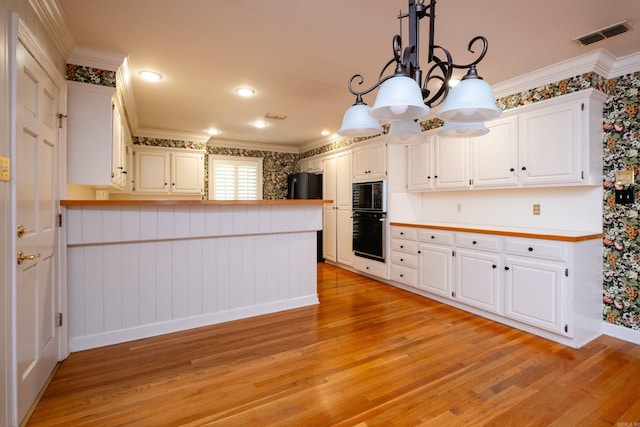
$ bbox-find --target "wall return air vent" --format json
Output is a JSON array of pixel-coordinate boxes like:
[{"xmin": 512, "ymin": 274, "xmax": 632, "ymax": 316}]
[{"xmin": 574, "ymin": 20, "xmax": 634, "ymax": 46}]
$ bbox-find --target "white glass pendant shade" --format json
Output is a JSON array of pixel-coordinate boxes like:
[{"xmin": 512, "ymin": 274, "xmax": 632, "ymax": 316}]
[
  {"xmin": 438, "ymin": 121, "xmax": 488, "ymax": 138},
  {"xmin": 370, "ymin": 76, "xmax": 430, "ymax": 121},
  {"xmin": 387, "ymin": 120, "xmax": 425, "ymax": 145},
  {"xmin": 337, "ymin": 103, "xmax": 383, "ymax": 137},
  {"xmin": 437, "ymin": 78, "xmax": 501, "ymax": 122}
]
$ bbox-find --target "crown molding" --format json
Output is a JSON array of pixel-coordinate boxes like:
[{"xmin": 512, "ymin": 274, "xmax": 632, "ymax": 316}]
[
  {"xmin": 28, "ymin": 0, "xmax": 75, "ymax": 60},
  {"xmin": 67, "ymin": 46, "xmax": 126, "ymax": 71},
  {"xmin": 491, "ymin": 49, "xmax": 618, "ymax": 98},
  {"xmin": 207, "ymin": 138, "xmax": 300, "ymax": 154},
  {"xmin": 136, "ymin": 128, "xmax": 211, "ymax": 144},
  {"xmin": 608, "ymin": 51, "xmax": 640, "ymax": 78}
]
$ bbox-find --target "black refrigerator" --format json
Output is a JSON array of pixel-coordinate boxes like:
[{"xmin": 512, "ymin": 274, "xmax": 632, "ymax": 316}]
[
  {"xmin": 287, "ymin": 172, "xmax": 323, "ymax": 200},
  {"xmin": 287, "ymin": 172, "xmax": 323, "ymax": 261}
]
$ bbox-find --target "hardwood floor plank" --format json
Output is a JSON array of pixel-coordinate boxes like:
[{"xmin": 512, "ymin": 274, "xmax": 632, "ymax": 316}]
[{"xmin": 27, "ymin": 263, "xmax": 640, "ymax": 426}]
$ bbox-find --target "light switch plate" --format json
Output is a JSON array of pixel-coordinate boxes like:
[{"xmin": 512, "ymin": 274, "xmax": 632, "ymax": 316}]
[{"xmin": 0, "ymin": 156, "xmax": 10, "ymax": 181}]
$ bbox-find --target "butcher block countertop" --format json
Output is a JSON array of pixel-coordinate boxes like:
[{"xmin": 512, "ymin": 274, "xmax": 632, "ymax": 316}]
[
  {"xmin": 60, "ymin": 199, "xmax": 331, "ymax": 206},
  {"xmin": 390, "ymin": 221, "xmax": 603, "ymax": 243}
]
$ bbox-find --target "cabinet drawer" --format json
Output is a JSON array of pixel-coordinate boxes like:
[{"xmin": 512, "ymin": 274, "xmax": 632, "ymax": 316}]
[
  {"xmin": 418, "ymin": 229, "xmax": 454, "ymax": 245},
  {"xmin": 504, "ymin": 238, "xmax": 567, "ymax": 261},
  {"xmin": 456, "ymin": 233, "xmax": 503, "ymax": 252},
  {"xmin": 391, "ymin": 239, "xmax": 418, "ymax": 254},
  {"xmin": 390, "ymin": 265, "xmax": 418, "ymax": 287},
  {"xmin": 391, "ymin": 251, "xmax": 418, "ymax": 268},
  {"xmin": 353, "ymin": 256, "xmax": 388, "ymax": 279},
  {"xmin": 391, "ymin": 226, "xmax": 418, "ymax": 240}
]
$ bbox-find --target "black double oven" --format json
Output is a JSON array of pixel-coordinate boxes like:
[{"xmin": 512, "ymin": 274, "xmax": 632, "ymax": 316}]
[{"xmin": 352, "ymin": 180, "xmax": 386, "ymax": 262}]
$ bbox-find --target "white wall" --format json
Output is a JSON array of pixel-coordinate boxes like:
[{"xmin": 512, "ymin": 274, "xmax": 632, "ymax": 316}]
[{"xmin": 419, "ymin": 186, "xmax": 602, "ymax": 232}]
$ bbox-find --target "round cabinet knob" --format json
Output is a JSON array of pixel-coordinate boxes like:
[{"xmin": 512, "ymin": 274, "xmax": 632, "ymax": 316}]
[
  {"xmin": 400, "ymin": 258, "xmax": 404, "ymax": 262},
  {"xmin": 400, "ymin": 245, "xmax": 404, "ymax": 249},
  {"xmin": 431, "ymin": 235, "xmax": 435, "ymax": 239},
  {"xmin": 400, "ymin": 274, "xmax": 404, "ymax": 278},
  {"xmin": 504, "ymin": 266, "xmax": 510, "ymax": 271},
  {"xmin": 528, "ymin": 247, "xmax": 534, "ymax": 252},
  {"xmin": 492, "ymin": 264, "xmax": 497, "ymax": 269},
  {"xmin": 472, "ymin": 240, "xmax": 477, "ymax": 245},
  {"xmin": 521, "ymin": 166, "xmax": 527, "ymax": 171},
  {"xmin": 510, "ymin": 168, "xmax": 515, "ymax": 172}
]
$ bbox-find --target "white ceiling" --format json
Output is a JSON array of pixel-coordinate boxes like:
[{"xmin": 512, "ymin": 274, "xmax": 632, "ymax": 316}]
[{"xmin": 56, "ymin": 0, "xmax": 640, "ymax": 149}]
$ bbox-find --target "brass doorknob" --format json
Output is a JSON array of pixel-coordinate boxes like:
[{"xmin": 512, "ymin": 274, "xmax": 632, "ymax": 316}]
[
  {"xmin": 17, "ymin": 225, "xmax": 25, "ymax": 238},
  {"xmin": 17, "ymin": 251, "xmax": 40, "ymax": 265}
]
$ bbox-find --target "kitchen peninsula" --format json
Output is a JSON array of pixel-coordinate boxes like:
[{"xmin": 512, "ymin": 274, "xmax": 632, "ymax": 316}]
[{"xmin": 60, "ymin": 199, "xmax": 328, "ymax": 351}]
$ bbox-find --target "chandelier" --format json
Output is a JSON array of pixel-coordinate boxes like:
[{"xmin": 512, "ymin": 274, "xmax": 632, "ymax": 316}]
[{"xmin": 337, "ymin": 0, "xmax": 501, "ymax": 143}]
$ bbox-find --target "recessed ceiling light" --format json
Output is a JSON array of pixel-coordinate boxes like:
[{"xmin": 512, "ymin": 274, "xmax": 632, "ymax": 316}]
[
  {"xmin": 139, "ymin": 70, "xmax": 163, "ymax": 82},
  {"xmin": 236, "ymin": 87, "xmax": 255, "ymax": 97},
  {"xmin": 253, "ymin": 120, "xmax": 268, "ymax": 128},
  {"xmin": 321, "ymin": 130, "xmax": 331, "ymax": 136},
  {"xmin": 206, "ymin": 128, "xmax": 221, "ymax": 135}
]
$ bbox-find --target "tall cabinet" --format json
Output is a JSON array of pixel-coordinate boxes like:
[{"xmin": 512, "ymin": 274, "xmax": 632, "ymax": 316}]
[{"xmin": 323, "ymin": 150, "xmax": 353, "ymax": 266}]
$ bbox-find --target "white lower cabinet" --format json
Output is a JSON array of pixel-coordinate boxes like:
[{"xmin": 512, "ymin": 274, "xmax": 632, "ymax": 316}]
[
  {"xmin": 388, "ymin": 224, "xmax": 601, "ymax": 348},
  {"xmin": 455, "ymin": 233, "xmax": 503, "ymax": 314},
  {"xmin": 503, "ymin": 255, "xmax": 566, "ymax": 335}
]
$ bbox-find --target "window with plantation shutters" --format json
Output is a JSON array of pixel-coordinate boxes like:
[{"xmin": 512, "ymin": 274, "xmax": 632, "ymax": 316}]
[{"xmin": 209, "ymin": 156, "xmax": 263, "ymax": 200}]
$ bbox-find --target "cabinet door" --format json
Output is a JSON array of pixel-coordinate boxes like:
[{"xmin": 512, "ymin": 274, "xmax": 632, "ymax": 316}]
[
  {"xmin": 111, "ymin": 101, "xmax": 124, "ymax": 188},
  {"xmin": 323, "ymin": 156, "xmax": 336, "ymax": 202},
  {"xmin": 367, "ymin": 142, "xmax": 386, "ymax": 178},
  {"xmin": 336, "ymin": 207, "xmax": 354, "ymax": 266},
  {"xmin": 352, "ymin": 146, "xmax": 369, "ymax": 181},
  {"xmin": 134, "ymin": 151, "xmax": 170, "ymax": 193},
  {"xmin": 503, "ymin": 255, "xmax": 567, "ymax": 335},
  {"xmin": 471, "ymin": 116, "xmax": 518, "ymax": 188},
  {"xmin": 171, "ymin": 152, "xmax": 204, "ymax": 194},
  {"xmin": 518, "ymin": 101, "xmax": 582, "ymax": 185},
  {"xmin": 456, "ymin": 249, "xmax": 501, "ymax": 313},
  {"xmin": 336, "ymin": 151, "xmax": 352, "ymax": 209},
  {"xmin": 322, "ymin": 206, "xmax": 336, "ymax": 262},
  {"xmin": 434, "ymin": 137, "xmax": 470, "ymax": 189},
  {"xmin": 407, "ymin": 135, "xmax": 435, "ymax": 190},
  {"xmin": 67, "ymin": 81, "xmax": 117, "ymax": 187},
  {"xmin": 418, "ymin": 243, "xmax": 453, "ymax": 298}
]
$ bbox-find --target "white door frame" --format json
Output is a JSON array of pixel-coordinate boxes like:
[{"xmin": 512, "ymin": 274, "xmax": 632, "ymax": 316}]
[{"xmin": 8, "ymin": 13, "xmax": 68, "ymax": 426}]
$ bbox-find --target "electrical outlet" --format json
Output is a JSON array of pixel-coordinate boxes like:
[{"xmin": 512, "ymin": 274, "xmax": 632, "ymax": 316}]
[
  {"xmin": 533, "ymin": 204, "xmax": 540, "ymax": 215},
  {"xmin": 0, "ymin": 156, "xmax": 10, "ymax": 181}
]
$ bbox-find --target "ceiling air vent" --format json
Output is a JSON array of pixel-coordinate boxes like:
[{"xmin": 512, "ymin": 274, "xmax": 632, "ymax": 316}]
[{"xmin": 574, "ymin": 20, "xmax": 634, "ymax": 46}]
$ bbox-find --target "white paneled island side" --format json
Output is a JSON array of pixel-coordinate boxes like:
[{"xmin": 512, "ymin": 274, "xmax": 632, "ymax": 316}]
[{"xmin": 61, "ymin": 199, "xmax": 329, "ymax": 351}]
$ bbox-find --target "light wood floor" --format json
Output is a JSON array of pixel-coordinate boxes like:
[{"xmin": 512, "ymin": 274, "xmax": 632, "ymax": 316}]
[{"xmin": 28, "ymin": 263, "xmax": 640, "ymax": 426}]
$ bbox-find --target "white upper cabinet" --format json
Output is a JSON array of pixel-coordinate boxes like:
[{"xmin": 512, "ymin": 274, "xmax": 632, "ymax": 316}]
[
  {"xmin": 407, "ymin": 134, "xmax": 436, "ymax": 190},
  {"xmin": 471, "ymin": 115, "xmax": 518, "ymax": 188},
  {"xmin": 298, "ymin": 156, "xmax": 323, "ymax": 173},
  {"xmin": 67, "ymin": 81, "xmax": 125, "ymax": 189},
  {"xmin": 133, "ymin": 146, "xmax": 204, "ymax": 195},
  {"xmin": 406, "ymin": 89, "xmax": 605, "ymax": 192},
  {"xmin": 434, "ymin": 136, "xmax": 471, "ymax": 190},
  {"xmin": 353, "ymin": 140, "xmax": 387, "ymax": 182}
]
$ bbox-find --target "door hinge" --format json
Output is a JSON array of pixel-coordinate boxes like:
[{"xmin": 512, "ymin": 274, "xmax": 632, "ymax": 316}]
[
  {"xmin": 451, "ymin": 291, "xmax": 456, "ymax": 298},
  {"xmin": 581, "ymin": 171, "xmax": 584, "ymax": 179},
  {"xmin": 581, "ymin": 103, "xmax": 584, "ymax": 111},
  {"xmin": 565, "ymin": 268, "xmax": 569, "ymax": 277},
  {"xmin": 57, "ymin": 113, "xmax": 67, "ymax": 129},
  {"xmin": 452, "ymin": 250, "xmax": 455, "ymax": 257},
  {"xmin": 564, "ymin": 324, "xmax": 568, "ymax": 333},
  {"xmin": 57, "ymin": 213, "xmax": 63, "ymax": 227},
  {"xmin": 57, "ymin": 312, "xmax": 63, "ymax": 327}
]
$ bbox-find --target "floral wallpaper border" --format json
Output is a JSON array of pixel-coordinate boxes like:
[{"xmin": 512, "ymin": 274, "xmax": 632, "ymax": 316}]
[{"xmin": 68, "ymin": 64, "xmax": 640, "ymax": 334}]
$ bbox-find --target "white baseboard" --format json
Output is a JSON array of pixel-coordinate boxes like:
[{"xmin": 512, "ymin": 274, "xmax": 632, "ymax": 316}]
[
  {"xmin": 602, "ymin": 322, "xmax": 640, "ymax": 345},
  {"xmin": 69, "ymin": 295, "xmax": 319, "ymax": 352}
]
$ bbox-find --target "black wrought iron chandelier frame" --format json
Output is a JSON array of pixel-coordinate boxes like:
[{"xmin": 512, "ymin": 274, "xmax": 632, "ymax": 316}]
[{"xmin": 346, "ymin": 0, "xmax": 489, "ymax": 108}]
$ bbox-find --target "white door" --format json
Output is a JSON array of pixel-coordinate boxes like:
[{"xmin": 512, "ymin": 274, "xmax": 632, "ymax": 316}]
[{"xmin": 15, "ymin": 41, "xmax": 60, "ymax": 423}]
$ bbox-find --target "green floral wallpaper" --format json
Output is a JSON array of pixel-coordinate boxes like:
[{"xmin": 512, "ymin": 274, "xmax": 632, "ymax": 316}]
[{"xmin": 602, "ymin": 72, "xmax": 640, "ymax": 331}]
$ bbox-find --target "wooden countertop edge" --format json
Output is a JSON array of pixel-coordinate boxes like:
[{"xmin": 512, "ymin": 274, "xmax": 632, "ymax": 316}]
[
  {"xmin": 390, "ymin": 222, "xmax": 604, "ymax": 242},
  {"xmin": 60, "ymin": 199, "xmax": 332, "ymax": 207}
]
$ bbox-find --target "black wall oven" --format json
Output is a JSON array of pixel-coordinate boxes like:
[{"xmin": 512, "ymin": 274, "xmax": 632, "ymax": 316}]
[{"xmin": 352, "ymin": 181, "xmax": 386, "ymax": 262}]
